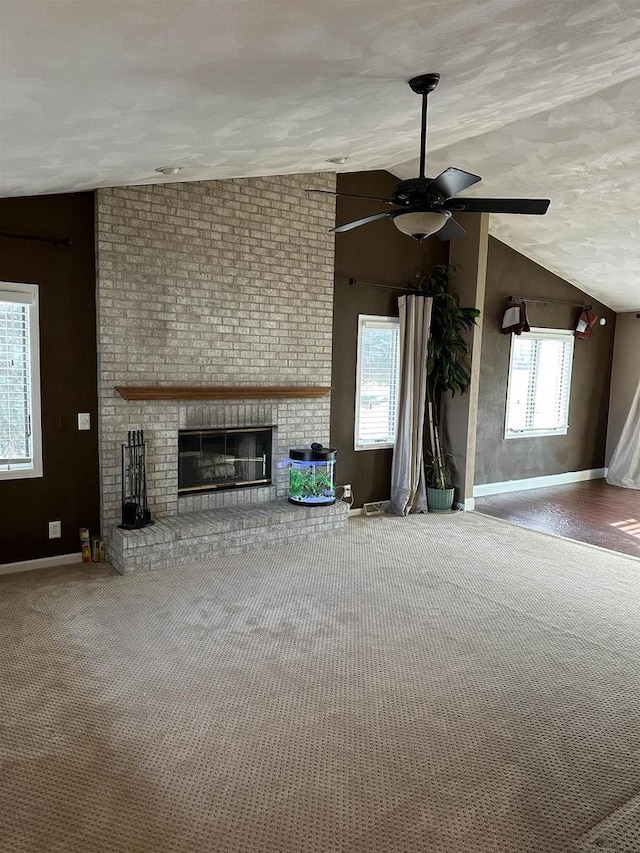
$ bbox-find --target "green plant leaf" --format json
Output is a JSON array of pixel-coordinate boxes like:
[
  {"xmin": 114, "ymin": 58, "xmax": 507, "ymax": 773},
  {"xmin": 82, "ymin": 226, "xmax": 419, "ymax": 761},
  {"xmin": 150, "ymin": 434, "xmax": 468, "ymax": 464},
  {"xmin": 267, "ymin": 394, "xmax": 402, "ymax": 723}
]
[{"xmin": 424, "ymin": 263, "xmax": 481, "ymax": 475}]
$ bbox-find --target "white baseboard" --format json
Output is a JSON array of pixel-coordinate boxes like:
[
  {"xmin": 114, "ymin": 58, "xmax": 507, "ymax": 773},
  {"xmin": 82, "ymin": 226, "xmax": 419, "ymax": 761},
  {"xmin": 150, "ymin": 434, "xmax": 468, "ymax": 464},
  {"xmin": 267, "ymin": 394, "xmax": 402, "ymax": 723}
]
[
  {"xmin": 473, "ymin": 468, "xmax": 607, "ymax": 498},
  {"xmin": 0, "ymin": 552, "xmax": 83, "ymax": 576}
]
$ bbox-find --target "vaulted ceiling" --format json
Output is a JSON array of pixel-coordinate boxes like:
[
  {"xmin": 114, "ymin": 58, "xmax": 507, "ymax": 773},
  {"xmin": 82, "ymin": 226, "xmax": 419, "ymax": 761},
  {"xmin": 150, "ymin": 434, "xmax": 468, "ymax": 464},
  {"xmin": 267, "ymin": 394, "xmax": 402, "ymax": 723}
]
[{"xmin": 1, "ymin": 1, "xmax": 639, "ymax": 309}]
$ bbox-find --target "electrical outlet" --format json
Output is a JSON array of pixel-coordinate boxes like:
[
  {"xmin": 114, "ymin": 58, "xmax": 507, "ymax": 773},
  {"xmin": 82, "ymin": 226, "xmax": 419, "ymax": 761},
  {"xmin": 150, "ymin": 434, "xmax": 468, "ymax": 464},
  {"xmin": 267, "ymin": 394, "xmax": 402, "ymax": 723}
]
[
  {"xmin": 77, "ymin": 412, "xmax": 91, "ymax": 430},
  {"xmin": 48, "ymin": 520, "xmax": 62, "ymax": 539},
  {"xmin": 342, "ymin": 484, "xmax": 352, "ymax": 500}
]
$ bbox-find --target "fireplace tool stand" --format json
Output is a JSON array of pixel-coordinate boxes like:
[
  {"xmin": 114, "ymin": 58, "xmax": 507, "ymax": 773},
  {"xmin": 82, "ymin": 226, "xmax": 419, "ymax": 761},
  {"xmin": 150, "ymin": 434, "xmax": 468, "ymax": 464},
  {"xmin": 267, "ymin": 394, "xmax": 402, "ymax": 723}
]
[{"xmin": 118, "ymin": 430, "xmax": 154, "ymax": 530}]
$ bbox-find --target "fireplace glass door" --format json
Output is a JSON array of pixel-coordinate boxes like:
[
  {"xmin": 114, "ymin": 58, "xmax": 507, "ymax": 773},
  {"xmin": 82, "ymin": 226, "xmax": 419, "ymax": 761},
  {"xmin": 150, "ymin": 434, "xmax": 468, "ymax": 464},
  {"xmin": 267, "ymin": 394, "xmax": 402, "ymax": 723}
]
[{"xmin": 178, "ymin": 427, "xmax": 272, "ymax": 494}]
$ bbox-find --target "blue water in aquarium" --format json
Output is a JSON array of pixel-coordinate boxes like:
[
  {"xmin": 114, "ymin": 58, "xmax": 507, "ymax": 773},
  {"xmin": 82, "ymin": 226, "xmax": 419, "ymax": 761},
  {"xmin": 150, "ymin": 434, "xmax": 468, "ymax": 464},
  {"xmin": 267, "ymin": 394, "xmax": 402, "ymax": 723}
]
[{"xmin": 289, "ymin": 494, "xmax": 335, "ymax": 505}]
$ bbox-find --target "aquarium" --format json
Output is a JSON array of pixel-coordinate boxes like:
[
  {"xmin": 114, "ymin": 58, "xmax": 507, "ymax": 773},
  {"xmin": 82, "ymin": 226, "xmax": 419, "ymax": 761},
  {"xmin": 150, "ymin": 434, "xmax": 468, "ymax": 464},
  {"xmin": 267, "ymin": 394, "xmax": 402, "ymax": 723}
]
[{"xmin": 287, "ymin": 445, "xmax": 337, "ymax": 506}]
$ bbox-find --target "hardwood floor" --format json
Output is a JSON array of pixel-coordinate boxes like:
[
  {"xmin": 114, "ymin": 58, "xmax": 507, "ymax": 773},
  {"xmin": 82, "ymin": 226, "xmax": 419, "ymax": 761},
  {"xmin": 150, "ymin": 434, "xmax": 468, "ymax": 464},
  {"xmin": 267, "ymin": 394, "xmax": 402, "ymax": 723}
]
[{"xmin": 475, "ymin": 479, "xmax": 640, "ymax": 559}]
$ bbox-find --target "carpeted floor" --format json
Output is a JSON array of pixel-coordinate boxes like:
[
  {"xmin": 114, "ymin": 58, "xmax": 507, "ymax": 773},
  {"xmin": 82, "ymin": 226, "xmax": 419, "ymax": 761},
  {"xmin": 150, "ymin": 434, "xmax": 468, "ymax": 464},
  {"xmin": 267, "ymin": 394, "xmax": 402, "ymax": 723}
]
[{"xmin": 2, "ymin": 512, "xmax": 640, "ymax": 852}]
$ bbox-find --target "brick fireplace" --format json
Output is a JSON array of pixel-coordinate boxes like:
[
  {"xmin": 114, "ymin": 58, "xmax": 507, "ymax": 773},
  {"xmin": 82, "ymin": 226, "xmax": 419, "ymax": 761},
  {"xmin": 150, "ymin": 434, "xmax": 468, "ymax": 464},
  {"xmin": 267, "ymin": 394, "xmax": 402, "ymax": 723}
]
[{"xmin": 95, "ymin": 172, "xmax": 337, "ymax": 557}]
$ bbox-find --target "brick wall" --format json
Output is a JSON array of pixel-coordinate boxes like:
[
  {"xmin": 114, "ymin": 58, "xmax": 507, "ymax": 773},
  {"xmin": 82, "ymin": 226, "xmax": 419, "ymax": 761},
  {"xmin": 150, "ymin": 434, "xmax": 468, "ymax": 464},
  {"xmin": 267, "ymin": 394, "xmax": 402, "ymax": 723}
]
[{"xmin": 96, "ymin": 172, "xmax": 336, "ymax": 531}]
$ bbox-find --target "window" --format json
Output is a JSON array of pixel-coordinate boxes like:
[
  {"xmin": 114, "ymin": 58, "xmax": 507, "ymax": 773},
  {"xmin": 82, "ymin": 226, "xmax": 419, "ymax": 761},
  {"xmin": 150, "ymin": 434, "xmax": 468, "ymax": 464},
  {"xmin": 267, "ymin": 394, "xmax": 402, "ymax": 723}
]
[
  {"xmin": 0, "ymin": 282, "xmax": 42, "ymax": 479},
  {"xmin": 355, "ymin": 315, "xmax": 400, "ymax": 450},
  {"xmin": 505, "ymin": 327, "xmax": 574, "ymax": 439}
]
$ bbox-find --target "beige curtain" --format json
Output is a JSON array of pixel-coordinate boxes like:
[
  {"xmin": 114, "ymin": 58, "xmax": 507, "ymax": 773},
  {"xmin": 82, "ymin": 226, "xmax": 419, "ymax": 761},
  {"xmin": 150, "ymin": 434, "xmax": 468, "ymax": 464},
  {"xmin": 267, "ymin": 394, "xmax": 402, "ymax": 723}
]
[
  {"xmin": 607, "ymin": 377, "xmax": 640, "ymax": 489},
  {"xmin": 389, "ymin": 294, "xmax": 433, "ymax": 516}
]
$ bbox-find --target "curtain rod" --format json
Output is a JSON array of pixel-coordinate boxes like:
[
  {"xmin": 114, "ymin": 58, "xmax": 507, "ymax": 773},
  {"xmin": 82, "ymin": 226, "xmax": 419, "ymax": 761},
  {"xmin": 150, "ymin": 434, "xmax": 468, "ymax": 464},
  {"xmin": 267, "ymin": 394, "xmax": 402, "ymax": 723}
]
[
  {"xmin": 508, "ymin": 294, "xmax": 592, "ymax": 310},
  {"xmin": 0, "ymin": 230, "xmax": 72, "ymax": 247},
  {"xmin": 348, "ymin": 280, "xmax": 598, "ymax": 310},
  {"xmin": 347, "ymin": 277, "xmax": 422, "ymax": 293}
]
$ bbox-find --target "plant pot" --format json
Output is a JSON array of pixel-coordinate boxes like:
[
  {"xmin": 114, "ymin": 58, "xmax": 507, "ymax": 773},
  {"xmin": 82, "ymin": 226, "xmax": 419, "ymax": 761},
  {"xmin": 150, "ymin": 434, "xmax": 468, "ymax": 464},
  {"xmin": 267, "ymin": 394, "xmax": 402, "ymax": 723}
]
[{"xmin": 427, "ymin": 487, "xmax": 455, "ymax": 513}]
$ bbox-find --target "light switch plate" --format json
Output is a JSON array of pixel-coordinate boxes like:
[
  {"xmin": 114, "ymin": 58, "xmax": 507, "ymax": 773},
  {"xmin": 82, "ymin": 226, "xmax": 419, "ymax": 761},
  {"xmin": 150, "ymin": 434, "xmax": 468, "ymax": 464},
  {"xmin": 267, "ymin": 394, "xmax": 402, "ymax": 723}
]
[{"xmin": 77, "ymin": 413, "xmax": 91, "ymax": 430}]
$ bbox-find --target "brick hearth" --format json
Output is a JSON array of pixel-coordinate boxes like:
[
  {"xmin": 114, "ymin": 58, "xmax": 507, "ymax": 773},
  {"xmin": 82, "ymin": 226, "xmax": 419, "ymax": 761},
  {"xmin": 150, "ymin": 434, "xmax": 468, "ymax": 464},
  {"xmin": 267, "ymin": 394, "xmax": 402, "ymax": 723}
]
[{"xmin": 109, "ymin": 499, "xmax": 348, "ymax": 575}]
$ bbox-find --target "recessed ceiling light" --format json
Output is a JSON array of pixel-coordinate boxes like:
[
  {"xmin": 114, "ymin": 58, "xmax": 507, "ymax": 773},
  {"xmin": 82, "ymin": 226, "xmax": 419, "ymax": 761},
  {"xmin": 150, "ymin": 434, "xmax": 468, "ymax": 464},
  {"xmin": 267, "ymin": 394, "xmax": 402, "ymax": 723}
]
[
  {"xmin": 326, "ymin": 156, "xmax": 349, "ymax": 165},
  {"xmin": 155, "ymin": 165, "xmax": 184, "ymax": 176}
]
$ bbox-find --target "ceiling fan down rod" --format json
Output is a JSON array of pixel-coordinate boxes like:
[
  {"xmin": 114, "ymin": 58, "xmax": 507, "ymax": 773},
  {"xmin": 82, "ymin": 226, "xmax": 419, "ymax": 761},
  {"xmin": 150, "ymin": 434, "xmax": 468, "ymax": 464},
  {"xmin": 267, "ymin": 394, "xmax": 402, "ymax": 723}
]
[
  {"xmin": 408, "ymin": 73, "xmax": 440, "ymax": 181},
  {"xmin": 419, "ymin": 94, "xmax": 428, "ymax": 179}
]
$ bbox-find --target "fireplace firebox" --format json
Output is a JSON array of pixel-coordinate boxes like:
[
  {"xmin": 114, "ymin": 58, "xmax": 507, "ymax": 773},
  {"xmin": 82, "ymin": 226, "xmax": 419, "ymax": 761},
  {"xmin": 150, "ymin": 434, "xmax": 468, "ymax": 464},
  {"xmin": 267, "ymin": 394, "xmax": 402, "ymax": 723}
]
[{"xmin": 178, "ymin": 426, "xmax": 273, "ymax": 495}]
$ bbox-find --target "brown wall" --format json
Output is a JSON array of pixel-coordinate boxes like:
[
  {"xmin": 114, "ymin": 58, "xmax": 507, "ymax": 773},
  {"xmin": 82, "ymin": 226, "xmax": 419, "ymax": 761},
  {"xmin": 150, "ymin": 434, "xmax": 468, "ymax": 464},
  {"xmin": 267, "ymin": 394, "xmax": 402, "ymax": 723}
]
[
  {"xmin": 606, "ymin": 312, "xmax": 640, "ymax": 462},
  {"xmin": 330, "ymin": 170, "xmax": 448, "ymax": 507},
  {"xmin": 0, "ymin": 193, "xmax": 99, "ymax": 563},
  {"xmin": 475, "ymin": 238, "xmax": 616, "ymax": 485}
]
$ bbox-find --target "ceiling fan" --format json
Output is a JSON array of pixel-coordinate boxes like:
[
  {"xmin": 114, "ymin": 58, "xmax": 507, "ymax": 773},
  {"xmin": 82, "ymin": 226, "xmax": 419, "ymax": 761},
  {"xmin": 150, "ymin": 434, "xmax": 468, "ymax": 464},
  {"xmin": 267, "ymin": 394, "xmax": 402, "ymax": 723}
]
[{"xmin": 308, "ymin": 73, "xmax": 550, "ymax": 242}]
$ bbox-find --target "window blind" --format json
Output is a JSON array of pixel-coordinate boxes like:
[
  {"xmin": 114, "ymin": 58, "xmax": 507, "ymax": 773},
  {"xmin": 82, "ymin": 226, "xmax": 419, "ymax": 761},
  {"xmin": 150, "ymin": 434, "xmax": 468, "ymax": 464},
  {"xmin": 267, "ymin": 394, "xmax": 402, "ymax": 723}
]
[
  {"xmin": 0, "ymin": 298, "xmax": 33, "ymax": 467},
  {"xmin": 505, "ymin": 329, "xmax": 574, "ymax": 438},
  {"xmin": 355, "ymin": 317, "xmax": 400, "ymax": 449}
]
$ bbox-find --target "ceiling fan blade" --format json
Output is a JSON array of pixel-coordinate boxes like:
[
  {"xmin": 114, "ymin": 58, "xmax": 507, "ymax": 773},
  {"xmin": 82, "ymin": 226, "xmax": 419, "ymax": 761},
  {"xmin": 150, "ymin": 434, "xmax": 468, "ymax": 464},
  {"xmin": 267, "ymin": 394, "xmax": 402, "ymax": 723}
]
[
  {"xmin": 436, "ymin": 217, "xmax": 466, "ymax": 241},
  {"xmin": 426, "ymin": 167, "xmax": 482, "ymax": 199},
  {"xmin": 306, "ymin": 189, "xmax": 396, "ymax": 205},
  {"xmin": 330, "ymin": 211, "xmax": 393, "ymax": 233},
  {"xmin": 447, "ymin": 197, "xmax": 551, "ymax": 215}
]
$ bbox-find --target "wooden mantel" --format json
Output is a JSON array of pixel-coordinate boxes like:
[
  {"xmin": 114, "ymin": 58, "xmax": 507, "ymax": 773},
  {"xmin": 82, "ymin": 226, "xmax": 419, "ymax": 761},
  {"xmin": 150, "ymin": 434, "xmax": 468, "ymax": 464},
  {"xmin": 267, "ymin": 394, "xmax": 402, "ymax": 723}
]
[{"xmin": 115, "ymin": 385, "xmax": 332, "ymax": 401}]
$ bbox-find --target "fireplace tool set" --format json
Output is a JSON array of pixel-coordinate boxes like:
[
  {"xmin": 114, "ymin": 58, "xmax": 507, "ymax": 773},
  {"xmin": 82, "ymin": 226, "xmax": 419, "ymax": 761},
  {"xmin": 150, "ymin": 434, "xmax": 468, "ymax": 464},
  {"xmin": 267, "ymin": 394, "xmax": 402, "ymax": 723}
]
[{"xmin": 119, "ymin": 430, "xmax": 153, "ymax": 530}]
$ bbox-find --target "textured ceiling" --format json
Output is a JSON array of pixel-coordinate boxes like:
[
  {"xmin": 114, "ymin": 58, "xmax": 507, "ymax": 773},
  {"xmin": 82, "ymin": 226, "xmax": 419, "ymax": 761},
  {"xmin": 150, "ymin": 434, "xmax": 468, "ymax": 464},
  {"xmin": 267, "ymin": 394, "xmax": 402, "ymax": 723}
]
[{"xmin": 1, "ymin": 0, "xmax": 639, "ymax": 309}]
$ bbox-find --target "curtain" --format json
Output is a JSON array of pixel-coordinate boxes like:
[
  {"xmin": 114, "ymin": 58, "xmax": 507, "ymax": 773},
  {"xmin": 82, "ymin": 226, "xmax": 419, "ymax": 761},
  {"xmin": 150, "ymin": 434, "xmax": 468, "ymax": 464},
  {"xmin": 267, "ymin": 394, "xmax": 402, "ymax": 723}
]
[
  {"xmin": 389, "ymin": 294, "xmax": 433, "ymax": 516},
  {"xmin": 606, "ymin": 376, "xmax": 640, "ymax": 489}
]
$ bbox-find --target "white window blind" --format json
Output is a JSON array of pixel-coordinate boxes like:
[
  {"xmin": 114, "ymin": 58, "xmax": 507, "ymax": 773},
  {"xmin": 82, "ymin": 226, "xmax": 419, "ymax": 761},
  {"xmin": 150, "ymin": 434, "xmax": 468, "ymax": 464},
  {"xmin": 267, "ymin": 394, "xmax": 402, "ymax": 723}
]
[
  {"xmin": 0, "ymin": 283, "xmax": 42, "ymax": 478},
  {"xmin": 505, "ymin": 328, "xmax": 574, "ymax": 439},
  {"xmin": 355, "ymin": 315, "xmax": 400, "ymax": 450}
]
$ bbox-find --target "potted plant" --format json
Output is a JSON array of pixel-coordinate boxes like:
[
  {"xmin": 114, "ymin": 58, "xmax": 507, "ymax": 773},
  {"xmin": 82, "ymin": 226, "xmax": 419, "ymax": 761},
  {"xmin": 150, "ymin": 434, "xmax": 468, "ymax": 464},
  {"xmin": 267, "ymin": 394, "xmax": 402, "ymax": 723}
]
[
  {"xmin": 416, "ymin": 264, "xmax": 480, "ymax": 512},
  {"xmin": 425, "ymin": 450, "xmax": 455, "ymax": 512}
]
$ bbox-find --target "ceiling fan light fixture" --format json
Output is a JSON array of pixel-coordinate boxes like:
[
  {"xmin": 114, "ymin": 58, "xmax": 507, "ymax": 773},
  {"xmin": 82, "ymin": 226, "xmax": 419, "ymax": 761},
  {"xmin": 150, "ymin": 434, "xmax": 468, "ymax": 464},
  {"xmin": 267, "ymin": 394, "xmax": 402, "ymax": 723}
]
[{"xmin": 392, "ymin": 209, "xmax": 451, "ymax": 241}]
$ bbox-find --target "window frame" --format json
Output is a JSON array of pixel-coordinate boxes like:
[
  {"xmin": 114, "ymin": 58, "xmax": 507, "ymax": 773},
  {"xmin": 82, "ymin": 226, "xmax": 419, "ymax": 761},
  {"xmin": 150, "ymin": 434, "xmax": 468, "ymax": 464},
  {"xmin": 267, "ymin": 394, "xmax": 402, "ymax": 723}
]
[
  {"xmin": 504, "ymin": 326, "xmax": 574, "ymax": 440},
  {"xmin": 354, "ymin": 314, "xmax": 401, "ymax": 452},
  {"xmin": 0, "ymin": 281, "xmax": 43, "ymax": 480}
]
